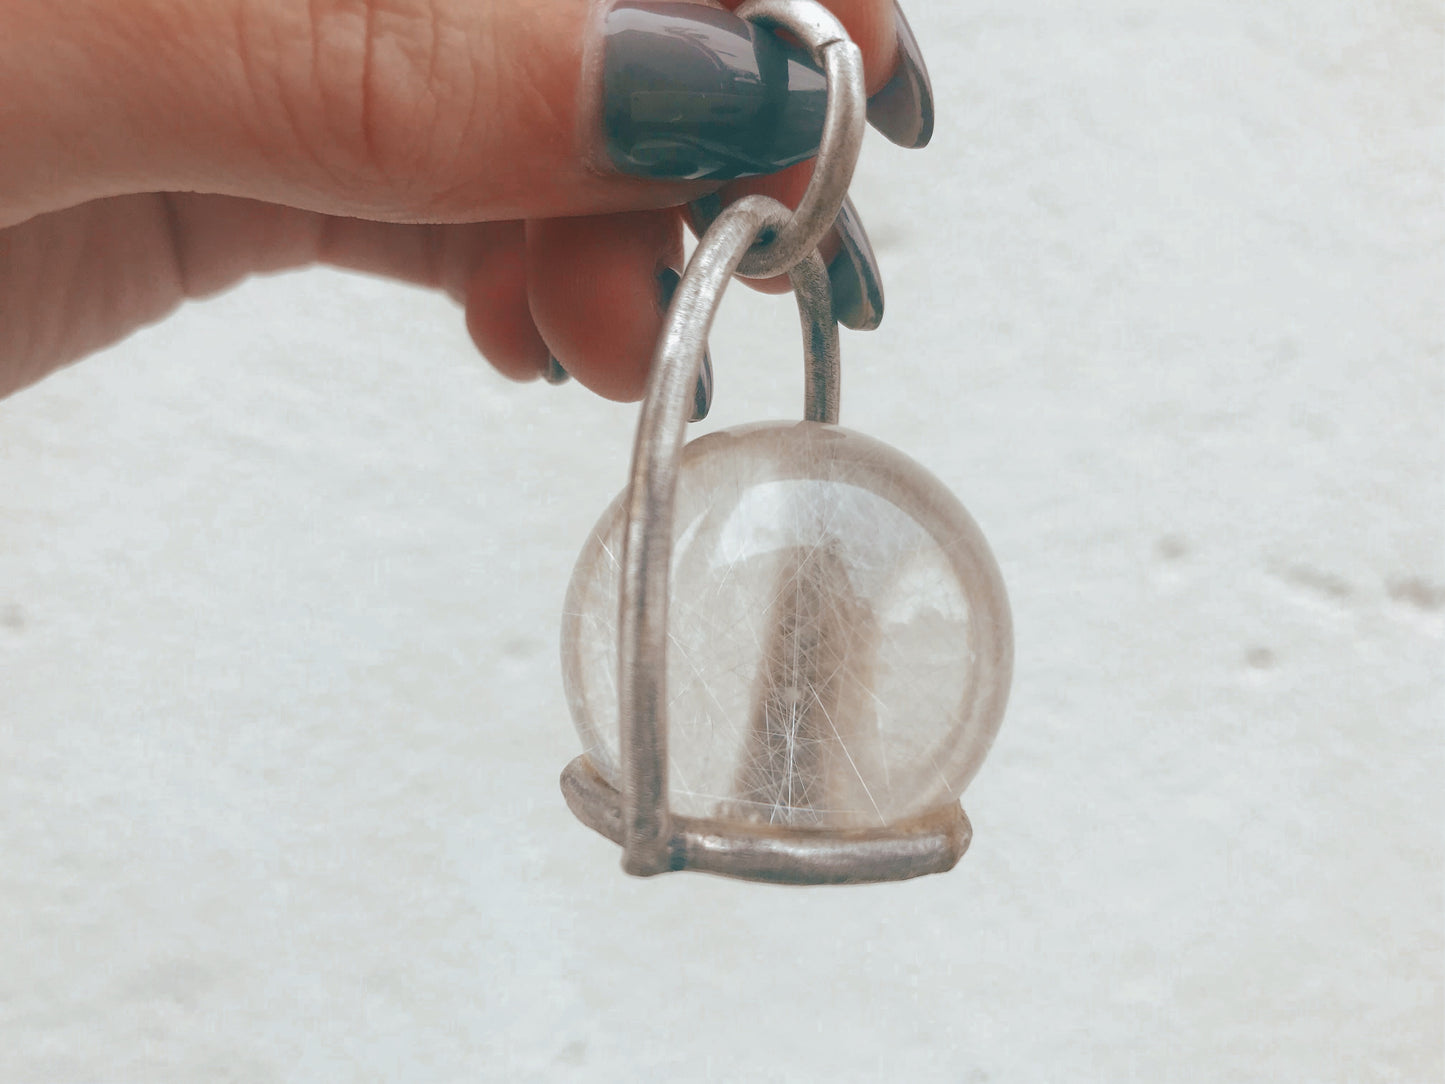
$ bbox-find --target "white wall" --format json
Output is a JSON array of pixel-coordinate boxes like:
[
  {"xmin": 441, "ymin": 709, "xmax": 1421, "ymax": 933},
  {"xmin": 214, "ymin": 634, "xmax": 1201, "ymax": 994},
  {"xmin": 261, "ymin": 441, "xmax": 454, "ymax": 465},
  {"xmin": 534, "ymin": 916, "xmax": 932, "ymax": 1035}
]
[{"xmin": 2, "ymin": 2, "xmax": 1440, "ymax": 1080}]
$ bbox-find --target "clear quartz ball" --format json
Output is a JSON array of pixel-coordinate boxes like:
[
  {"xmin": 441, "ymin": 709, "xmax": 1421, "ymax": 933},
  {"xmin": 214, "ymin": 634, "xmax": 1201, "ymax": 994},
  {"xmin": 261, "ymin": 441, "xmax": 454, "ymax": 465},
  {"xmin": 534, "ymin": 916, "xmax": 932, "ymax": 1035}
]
[{"xmin": 561, "ymin": 421, "xmax": 1012, "ymax": 830}]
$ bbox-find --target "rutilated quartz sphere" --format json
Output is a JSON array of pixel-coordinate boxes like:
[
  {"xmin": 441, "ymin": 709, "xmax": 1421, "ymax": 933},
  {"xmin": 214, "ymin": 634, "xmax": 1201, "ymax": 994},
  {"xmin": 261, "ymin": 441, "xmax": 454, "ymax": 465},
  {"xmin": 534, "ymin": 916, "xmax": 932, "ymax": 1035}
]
[{"xmin": 561, "ymin": 421, "xmax": 1012, "ymax": 831}]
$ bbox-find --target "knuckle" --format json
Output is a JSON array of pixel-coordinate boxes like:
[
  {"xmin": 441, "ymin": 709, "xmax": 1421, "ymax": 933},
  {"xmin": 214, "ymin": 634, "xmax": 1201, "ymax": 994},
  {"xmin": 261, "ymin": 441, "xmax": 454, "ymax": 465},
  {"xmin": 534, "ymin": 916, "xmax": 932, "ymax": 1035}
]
[{"xmin": 240, "ymin": 0, "xmax": 491, "ymax": 211}]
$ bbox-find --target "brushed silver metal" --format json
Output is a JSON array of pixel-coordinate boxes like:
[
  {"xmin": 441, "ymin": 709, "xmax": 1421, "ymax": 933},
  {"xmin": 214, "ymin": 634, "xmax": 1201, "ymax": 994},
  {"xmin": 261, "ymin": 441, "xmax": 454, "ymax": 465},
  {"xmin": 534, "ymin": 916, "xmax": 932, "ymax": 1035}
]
[
  {"xmin": 689, "ymin": 193, "xmax": 884, "ymax": 333},
  {"xmin": 789, "ymin": 250, "xmax": 840, "ymax": 424},
  {"xmin": 737, "ymin": 0, "xmax": 849, "ymax": 50},
  {"xmin": 688, "ymin": 0, "xmax": 867, "ymax": 280}
]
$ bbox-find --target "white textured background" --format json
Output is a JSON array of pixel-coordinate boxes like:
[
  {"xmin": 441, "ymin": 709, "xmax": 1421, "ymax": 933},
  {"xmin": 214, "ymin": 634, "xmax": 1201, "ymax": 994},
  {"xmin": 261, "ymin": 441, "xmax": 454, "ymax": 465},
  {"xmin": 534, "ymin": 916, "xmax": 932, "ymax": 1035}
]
[{"xmin": 2, "ymin": 2, "xmax": 1441, "ymax": 1080}]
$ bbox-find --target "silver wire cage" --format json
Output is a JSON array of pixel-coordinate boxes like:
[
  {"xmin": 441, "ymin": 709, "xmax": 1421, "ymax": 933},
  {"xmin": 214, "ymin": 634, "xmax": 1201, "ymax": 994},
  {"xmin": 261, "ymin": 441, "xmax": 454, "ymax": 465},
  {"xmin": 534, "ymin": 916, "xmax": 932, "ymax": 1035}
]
[{"xmin": 560, "ymin": 1, "xmax": 988, "ymax": 885}]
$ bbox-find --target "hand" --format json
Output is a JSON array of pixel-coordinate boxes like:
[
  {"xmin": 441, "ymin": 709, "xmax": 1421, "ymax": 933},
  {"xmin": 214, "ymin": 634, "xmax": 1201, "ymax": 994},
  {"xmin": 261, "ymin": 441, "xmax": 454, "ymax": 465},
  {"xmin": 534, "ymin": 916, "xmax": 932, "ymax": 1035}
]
[{"xmin": 0, "ymin": 0, "xmax": 932, "ymax": 402}]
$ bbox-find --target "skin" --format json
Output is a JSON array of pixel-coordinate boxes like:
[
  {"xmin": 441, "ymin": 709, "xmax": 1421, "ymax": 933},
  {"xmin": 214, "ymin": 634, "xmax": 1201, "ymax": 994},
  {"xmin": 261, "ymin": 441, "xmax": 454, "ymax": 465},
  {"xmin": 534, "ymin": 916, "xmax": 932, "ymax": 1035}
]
[{"xmin": 0, "ymin": 0, "xmax": 899, "ymax": 403}]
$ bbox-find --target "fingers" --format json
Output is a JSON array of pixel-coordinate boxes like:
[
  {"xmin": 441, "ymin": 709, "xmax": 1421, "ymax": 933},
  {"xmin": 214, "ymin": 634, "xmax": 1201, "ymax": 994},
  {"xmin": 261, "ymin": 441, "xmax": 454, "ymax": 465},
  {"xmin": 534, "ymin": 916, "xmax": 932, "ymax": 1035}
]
[
  {"xmin": 0, "ymin": 0, "xmax": 916, "ymax": 231},
  {"xmin": 0, "ymin": 0, "xmax": 698, "ymax": 229},
  {"xmin": 464, "ymin": 223, "xmax": 553, "ymax": 384},
  {"xmin": 526, "ymin": 209, "xmax": 684, "ymax": 403},
  {"xmin": 0, "ymin": 192, "xmax": 556, "ymax": 395},
  {"xmin": 0, "ymin": 196, "xmax": 186, "ymax": 396},
  {"xmin": 164, "ymin": 198, "xmax": 554, "ymax": 382},
  {"xmin": 530, "ymin": 0, "xmax": 917, "ymax": 398},
  {"xmin": 1, "ymin": 186, "xmax": 799, "ymax": 405},
  {"xmin": 0, "ymin": 0, "xmax": 926, "ymax": 398}
]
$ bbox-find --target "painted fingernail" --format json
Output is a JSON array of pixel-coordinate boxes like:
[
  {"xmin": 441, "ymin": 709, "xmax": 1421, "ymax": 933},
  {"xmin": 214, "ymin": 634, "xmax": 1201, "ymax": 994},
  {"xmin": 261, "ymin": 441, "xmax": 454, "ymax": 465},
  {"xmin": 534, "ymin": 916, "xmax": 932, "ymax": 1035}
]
[
  {"xmin": 544, "ymin": 356, "xmax": 571, "ymax": 385},
  {"xmin": 866, "ymin": 3, "xmax": 934, "ymax": 149},
  {"xmin": 604, "ymin": 1, "xmax": 828, "ymax": 181},
  {"xmin": 826, "ymin": 197, "xmax": 885, "ymax": 331},
  {"xmin": 659, "ymin": 267, "xmax": 713, "ymax": 421},
  {"xmin": 691, "ymin": 352, "xmax": 714, "ymax": 422}
]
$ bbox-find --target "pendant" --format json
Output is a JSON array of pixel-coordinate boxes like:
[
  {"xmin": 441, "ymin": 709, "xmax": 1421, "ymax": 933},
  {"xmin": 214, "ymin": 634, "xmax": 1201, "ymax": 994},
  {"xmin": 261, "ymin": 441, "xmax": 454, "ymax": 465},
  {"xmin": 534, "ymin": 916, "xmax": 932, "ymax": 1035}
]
[{"xmin": 557, "ymin": 0, "xmax": 1012, "ymax": 884}]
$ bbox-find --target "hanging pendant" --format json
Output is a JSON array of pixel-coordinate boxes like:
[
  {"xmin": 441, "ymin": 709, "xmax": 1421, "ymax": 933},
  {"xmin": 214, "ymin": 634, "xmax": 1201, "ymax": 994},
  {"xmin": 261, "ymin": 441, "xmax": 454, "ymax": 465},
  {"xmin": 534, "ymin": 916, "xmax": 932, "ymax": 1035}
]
[{"xmin": 557, "ymin": 0, "xmax": 1012, "ymax": 885}]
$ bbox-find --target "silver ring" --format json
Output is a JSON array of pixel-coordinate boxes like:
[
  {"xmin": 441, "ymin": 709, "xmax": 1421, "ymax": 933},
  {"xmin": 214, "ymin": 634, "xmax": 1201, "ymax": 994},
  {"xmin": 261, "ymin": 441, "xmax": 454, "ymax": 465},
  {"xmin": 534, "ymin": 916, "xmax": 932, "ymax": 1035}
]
[{"xmin": 687, "ymin": 0, "xmax": 868, "ymax": 280}]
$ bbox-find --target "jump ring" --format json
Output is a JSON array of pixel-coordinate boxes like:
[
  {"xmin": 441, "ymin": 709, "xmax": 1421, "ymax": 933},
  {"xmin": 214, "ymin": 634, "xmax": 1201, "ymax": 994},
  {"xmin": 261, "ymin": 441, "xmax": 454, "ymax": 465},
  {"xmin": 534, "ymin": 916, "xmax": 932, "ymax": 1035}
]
[{"xmin": 686, "ymin": 0, "xmax": 868, "ymax": 280}]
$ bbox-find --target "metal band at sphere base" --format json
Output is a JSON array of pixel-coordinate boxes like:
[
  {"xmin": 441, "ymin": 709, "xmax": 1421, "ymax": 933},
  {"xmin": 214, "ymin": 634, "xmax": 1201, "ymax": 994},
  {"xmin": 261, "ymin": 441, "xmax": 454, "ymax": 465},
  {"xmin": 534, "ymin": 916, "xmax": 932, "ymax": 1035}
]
[{"xmin": 561, "ymin": 756, "xmax": 972, "ymax": 886}]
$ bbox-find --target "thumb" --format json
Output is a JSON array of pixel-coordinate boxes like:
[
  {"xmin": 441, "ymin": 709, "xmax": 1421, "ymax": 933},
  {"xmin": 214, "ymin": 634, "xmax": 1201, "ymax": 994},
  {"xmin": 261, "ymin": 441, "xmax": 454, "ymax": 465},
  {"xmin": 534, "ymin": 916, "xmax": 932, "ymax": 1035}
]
[
  {"xmin": 0, "ymin": 0, "xmax": 881, "ymax": 229},
  {"xmin": 0, "ymin": 0, "xmax": 677, "ymax": 228}
]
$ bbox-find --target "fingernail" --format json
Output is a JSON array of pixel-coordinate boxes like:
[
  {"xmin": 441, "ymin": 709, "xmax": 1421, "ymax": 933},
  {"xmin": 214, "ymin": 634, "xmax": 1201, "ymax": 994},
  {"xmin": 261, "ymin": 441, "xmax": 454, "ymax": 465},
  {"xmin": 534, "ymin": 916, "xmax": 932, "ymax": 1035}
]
[
  {"xmin": 826, "ymin": 197, "xmax": 885, "ymax": 331},
  {"xmin": 691, "ymin": 352, "xmax": 714, "ymax": 422},
  {"xmin": 544, "ymin": 356, "xmax": 571, "ymax": 385},
  {"xmin": 866, "ymin": 3, "xmax": 934, "ymax": 149},
  {"xmin": 659, "ymin": 267, "xmax": 713, "ymax": 421},
  {"xmin": 603, "ymin": 2, "xmax": 829, "ymax": 181}
]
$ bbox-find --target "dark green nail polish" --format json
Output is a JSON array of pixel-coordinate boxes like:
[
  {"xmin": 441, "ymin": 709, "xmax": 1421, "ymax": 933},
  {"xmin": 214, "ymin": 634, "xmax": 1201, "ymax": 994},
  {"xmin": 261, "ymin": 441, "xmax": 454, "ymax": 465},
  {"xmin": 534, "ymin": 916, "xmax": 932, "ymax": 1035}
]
[
  {"xmin": 867, "ymin": 3, "xmax": 934, "ymax": 149},
  {"xmin": 691, "ymin": 351, "xmax": 713, "ymax": 422},
  {"xmin": 604, "ymin": 2, "xmax": 828, "ymax": 181},
  {"xmin": 827, "ymin": 197, "xmax": 884, "ymax": 331},
  {"xmin": 544, "ymin": 356, "xmax": 570, "ymax": 385},
  {"xmin": 659, "ymin": 267, "xmax": 714, "ymax": 421}
]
